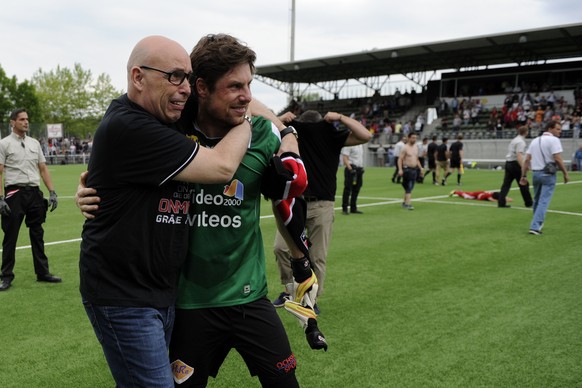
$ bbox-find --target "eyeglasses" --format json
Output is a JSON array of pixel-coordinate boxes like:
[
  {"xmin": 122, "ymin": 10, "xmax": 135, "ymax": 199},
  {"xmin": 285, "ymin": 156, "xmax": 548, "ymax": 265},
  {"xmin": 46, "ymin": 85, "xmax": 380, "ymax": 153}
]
[{"xmin": 139, "ymin": 65, "xmax": 193, "ymax": 86}]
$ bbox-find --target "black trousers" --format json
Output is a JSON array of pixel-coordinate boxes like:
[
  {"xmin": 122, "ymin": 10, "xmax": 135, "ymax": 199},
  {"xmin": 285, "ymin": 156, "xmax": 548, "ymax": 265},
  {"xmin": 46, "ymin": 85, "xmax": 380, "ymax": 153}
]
[
  {"xmin": 343, "ymin": 167, "xmax": 364, "ymax": 211},
  {"xmin": 1, "ymin": 186, "xmax": 50, "ymax": 281},
  {"xmin": 498, "ymin": 161, "xmax": 533, "ymax": 207}
]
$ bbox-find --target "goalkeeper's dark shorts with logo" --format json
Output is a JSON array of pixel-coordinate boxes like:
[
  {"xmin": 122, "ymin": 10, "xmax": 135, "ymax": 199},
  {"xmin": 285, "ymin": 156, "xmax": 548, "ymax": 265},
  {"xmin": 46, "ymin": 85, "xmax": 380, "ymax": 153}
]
[{"xmin": 169, "ymin": 297, "xmax": 299, "ymax": 387}]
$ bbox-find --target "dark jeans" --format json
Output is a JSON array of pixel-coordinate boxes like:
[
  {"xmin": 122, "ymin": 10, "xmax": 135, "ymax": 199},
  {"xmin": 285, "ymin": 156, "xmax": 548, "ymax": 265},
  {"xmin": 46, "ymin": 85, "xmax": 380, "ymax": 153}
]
[
  {"xmin": 343, "ymin": 167, "xmax": 364, "ymax": 211},
  {"xmin": 83, "ymin": 302, "xmax": 175, "ymax": 387},
  {"xmin": 402, "ymin": 168, "xmax": 418, "ymax": 194},
  {"xmin": 498, "ymin": 161, "xmax": 533, "ymax": 207}
]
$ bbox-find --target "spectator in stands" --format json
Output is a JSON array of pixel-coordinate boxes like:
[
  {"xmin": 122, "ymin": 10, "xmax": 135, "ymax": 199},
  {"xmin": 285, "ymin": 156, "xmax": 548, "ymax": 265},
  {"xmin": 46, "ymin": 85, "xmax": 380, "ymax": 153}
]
[
  {"xmin": 520, "ymin": 120, "xmax": 570, "ymax": 235},
  {"xmin": 451, "ymin": 96, "xmax": 459, "ymax": 114},
  {"xmin": 497, "ymin": 126, "xmax": 533, "ymax": 208},
  {"xmin": 452, "ymin": 114, "xmax": 462, "ymax": 132},
  {"xmin": 462, "ymin": 107, "xmax": 471, "ymax": 126},
  {"xmin": 415, "ymin": 114, "xmax": 425, "ymax": 133},
  {"xmin": 561, "ymin": 115, "xmax": 571, "ymax": 138},
  {"xmin": 449, "ymin": 134, "xmax": 464, "ymax": 186},
  {"xmin": 547, "ymin": 90, "xmax": 556, "ymax": 109},
  {"xmin": 471, "ymin": 104, "xmax": 480, "ymax": 125},
  {"xmin": 395, "ymin": 121, "xmax": 403, "ymax": 136},
  {"xmin": 495, "ymin": 118, "xmax": 504, "ymax": 139},
  {"xmin": 435, "ymin": 137, "xmax": 451, "ymax": 186}
]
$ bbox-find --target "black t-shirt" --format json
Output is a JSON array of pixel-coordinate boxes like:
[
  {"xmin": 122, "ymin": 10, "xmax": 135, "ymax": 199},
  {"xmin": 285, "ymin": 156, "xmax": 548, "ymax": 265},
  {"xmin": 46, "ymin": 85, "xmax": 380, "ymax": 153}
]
[
  {"xmin": 449, "ymin": 141, "xmax": 463, "ymax": 161},
  {"xmin": 291, "ymin": 120, "xmax": 349, "ymax": 201},
  {"xmin": 427, "ymin": 142, "xmax": 438, "ymax": 162},
  {"xmin": 80, "ymin": 94, "xmax": 199, "ymax": 308},
  {"xmin": 436, "ymin": 143, "xmax": 449, "ymax": 161}
]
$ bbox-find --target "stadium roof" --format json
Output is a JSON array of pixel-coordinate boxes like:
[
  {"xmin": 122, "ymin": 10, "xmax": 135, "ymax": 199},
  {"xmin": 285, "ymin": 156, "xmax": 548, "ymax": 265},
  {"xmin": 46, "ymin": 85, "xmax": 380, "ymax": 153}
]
[{"xmin": 255, "ymin": 23, "xmax": 582, "ymax": 84}]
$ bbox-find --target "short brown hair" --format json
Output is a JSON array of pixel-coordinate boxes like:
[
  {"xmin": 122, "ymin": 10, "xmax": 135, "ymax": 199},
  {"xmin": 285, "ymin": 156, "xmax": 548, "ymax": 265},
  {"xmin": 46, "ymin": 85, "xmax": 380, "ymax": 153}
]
[{"xmin": 190, "ymin": 34, "xmax": 256, "ymax": 94}]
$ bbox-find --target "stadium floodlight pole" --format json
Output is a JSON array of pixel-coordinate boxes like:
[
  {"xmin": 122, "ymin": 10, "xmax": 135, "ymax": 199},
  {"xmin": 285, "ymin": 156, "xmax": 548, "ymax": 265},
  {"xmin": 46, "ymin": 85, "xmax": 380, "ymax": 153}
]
[{"xmin": 288, "ymin": 0, "xmax": 296, "ymax": 101}]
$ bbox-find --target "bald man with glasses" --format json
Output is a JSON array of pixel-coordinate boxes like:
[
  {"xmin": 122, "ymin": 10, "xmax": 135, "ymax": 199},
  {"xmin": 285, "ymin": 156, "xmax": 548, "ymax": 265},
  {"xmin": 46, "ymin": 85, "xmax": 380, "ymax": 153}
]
[{"xmin": 78, "ymin": 35, "xmax": 252, "ymax": 387}]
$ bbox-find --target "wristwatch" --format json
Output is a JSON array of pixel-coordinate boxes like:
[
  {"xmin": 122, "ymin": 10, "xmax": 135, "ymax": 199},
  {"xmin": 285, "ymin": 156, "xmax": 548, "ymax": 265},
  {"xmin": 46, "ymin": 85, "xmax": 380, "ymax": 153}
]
[{"xmin": 280, "ymin": 126, "xmax": 298, "ymax": 140}]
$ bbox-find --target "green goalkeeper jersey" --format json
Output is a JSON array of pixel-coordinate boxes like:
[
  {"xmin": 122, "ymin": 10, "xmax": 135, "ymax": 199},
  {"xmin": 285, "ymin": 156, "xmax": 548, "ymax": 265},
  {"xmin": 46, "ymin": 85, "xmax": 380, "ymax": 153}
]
[{"xmin": 176, "ymin": 117, "xmax": 281, "ymax": 309}]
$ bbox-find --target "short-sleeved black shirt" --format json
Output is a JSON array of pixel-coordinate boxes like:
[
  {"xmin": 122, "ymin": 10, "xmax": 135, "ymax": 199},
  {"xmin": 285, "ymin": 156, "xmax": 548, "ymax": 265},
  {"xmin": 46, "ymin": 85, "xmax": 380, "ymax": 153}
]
[
  {"xmin": 449, "ymin": 140, "xmax": 463, "ymax": 162},
  {"xmin": 436, "ymin": 143, "xmax": 449, "ymax": 162},
  {"xmin": 427, "ymin": 142, "xmax": 438, "ymax": 162},
  {"xmin": 291, "ymin": 120, "xmax": 349, "ymax": 201},
  {"xmin": 80, "ymin": 94, "xmax": 199, "ymax": 308}
]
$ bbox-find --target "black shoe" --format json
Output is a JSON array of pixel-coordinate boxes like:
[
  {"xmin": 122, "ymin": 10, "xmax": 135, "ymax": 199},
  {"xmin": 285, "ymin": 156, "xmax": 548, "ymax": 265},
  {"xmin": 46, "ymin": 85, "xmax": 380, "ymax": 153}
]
[
  {"xmin": 528, "ymin": 229, "xmax": 542, "ymax": 236},
  {"xmin": 37, "ymin": 274, "xmax": 62, "ymax": 283},
  {"xmin": 0, "ymin": 280, "xmax": 12, "ymax": 291},
  {"xmin": 341, "ymin": 210, "xmax": 349, "ymax": 215},
  {"xmin": 498, "ymin": 205, "xmax": 511, "ymax": 208},
  {"xmin": 351, "ymin": 210, "xmax": 363, "ymax": 214}
]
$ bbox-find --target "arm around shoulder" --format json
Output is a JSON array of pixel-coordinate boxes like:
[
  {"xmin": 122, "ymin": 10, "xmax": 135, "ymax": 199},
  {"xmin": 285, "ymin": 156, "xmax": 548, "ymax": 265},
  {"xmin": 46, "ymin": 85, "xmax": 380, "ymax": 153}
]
[{"xmin": 174, "ymin": 119, "xmax": 252, "ymax": 184}]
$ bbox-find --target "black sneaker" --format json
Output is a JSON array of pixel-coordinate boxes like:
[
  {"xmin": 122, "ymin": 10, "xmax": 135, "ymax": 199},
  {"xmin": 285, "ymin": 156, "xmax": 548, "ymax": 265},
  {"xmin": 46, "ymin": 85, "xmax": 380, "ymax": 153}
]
[
  {"xmin": 36, "ymin": 274, "xmax": 62, "ymax": 283},
  {"xmin": 0, "ymin": 280, "xmax": 12, "ymax": 291},
  {"xmin": 272, "ymin": 292, "xmax": 290, "ymax": 307},
  {"xmin": 528, "ymin": 229, "xmax": 542, "ymax": 236}
]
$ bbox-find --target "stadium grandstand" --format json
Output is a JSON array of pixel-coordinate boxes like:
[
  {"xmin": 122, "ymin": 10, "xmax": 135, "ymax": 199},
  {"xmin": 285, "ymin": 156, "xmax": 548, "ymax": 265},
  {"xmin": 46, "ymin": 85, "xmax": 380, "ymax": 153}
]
[{"xmin": 255, "ymin": 23, "xmax": 582, "ymax": 169}]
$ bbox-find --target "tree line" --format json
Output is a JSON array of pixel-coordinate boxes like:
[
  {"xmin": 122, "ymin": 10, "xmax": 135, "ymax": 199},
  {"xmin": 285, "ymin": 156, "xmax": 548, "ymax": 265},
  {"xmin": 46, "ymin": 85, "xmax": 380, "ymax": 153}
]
[{"xmin": 0, "ymin": 63, "xmax": 122, "ymax": 140}]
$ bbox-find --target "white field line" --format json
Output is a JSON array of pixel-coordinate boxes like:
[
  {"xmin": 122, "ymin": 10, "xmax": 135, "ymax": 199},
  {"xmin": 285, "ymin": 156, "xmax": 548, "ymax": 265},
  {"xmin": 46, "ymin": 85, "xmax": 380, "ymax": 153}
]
[{"xmin": 6, "ymin": 180, "xmax": 581, "ymax": 251}]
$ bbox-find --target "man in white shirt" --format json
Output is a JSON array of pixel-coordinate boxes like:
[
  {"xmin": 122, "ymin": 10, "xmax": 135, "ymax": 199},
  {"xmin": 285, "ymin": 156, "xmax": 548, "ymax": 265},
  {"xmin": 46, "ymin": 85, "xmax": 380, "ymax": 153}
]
[
  {"xmin": 341, "ymin": 144, "xmax": 365, "ymax": 214},
  {"xmin": 520, "ymin": 120, "xmax": 569, "ymax": 235}
]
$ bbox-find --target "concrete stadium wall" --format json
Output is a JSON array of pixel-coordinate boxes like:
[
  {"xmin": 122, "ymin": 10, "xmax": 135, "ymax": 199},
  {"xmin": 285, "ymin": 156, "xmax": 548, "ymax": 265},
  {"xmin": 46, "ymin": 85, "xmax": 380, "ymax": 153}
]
[{"xmin": 364, "ymin": 138, "xmax": 582, "ymax": 168}]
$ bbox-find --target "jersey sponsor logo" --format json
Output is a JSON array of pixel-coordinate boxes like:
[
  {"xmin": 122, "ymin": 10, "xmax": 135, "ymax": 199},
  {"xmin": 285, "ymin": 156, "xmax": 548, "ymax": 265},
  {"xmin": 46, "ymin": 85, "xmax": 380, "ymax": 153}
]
[
  {"xmin": 171, "ymin": 359, "xmax": 194, "ymax": 384},
  {"xmin": 156, "ymin": 198, "xmax": 190, "ymax": 224},
  {"xmin": 223, "ymin": 179, "xmax": 244, "ymax": 200},
  {"xmin": 186, "ymin": 181, "xmax": 244, "ymax": 228}
]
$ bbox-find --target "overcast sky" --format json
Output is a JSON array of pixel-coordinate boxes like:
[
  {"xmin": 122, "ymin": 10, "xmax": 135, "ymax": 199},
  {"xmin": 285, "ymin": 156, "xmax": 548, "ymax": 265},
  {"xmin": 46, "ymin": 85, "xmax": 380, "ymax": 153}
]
[{"xmin": 1, "ymin": 0, "xmax": 580, "ymax": 112}]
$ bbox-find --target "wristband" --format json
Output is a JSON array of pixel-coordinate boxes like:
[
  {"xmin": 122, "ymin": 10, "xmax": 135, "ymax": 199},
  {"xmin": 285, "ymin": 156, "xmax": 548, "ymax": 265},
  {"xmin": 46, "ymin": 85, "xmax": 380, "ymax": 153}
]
[
  {"xmin": 280, "ymin": 126, "xmax": 298, "ymax": 140},
  {"xmin": 291, "ymin": 256, "xmax": 311, "ymax": 283}
]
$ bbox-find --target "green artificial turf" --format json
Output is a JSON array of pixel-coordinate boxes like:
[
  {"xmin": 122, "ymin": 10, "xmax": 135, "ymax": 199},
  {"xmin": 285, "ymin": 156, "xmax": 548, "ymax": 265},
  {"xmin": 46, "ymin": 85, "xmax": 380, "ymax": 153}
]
[{"xmin": 1, "ymin": 164, "xmax": 580, "ymax": 387}]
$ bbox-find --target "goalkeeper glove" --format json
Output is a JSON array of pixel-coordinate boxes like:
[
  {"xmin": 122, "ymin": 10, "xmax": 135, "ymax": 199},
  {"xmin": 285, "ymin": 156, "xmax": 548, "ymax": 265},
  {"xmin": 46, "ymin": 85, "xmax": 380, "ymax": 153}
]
[
  {"xmin": 284, "ymin": 301, "xmax": 328, "ymax": 351},
  {"xmin": 48, "ymin": 190, "xmax": 58, "ymax": 212},
  {"xmin": 0, "ymin": 196, "xmax": 11, "ymax": 216},
  {"xmin": 291, "ymin": 256, "xmax": 318, "ymax": 310}
]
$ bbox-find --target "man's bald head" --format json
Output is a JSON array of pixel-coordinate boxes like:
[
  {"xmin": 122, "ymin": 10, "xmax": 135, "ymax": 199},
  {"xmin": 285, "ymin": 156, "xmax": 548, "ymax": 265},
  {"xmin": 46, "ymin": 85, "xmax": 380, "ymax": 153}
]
[
  {"xmin": 126, "ymin": 35, "xmax": 192, "ymax": 124},
  {"xmin": 127, "ymin": 36, "xmax": 190, "ymax": 85}
]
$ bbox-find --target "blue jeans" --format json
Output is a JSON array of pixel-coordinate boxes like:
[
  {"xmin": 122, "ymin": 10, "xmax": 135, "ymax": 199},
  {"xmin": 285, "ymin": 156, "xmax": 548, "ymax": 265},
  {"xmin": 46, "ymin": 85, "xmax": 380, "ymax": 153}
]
[
  {"xmin": 83, "ymin": 301, "xmax": 175, "ymax": 387},
  {"xmin": 530, "ymin": 171, "xmax": 557, "ymax": 231}
]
